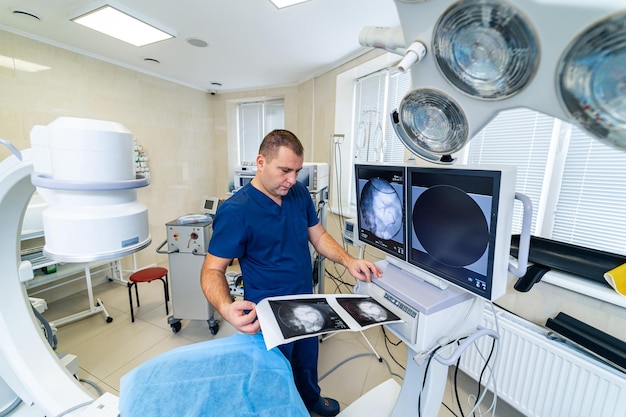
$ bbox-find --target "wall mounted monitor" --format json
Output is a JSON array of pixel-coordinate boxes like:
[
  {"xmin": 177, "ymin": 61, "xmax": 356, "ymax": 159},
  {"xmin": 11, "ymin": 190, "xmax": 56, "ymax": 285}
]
[
  {"xmin": 406, "ymin": 166, "xmax": 516, "ymax": 301},
  {"xmin": 355, "ymin": 164, "xmax": 406, "ymax": 261}
]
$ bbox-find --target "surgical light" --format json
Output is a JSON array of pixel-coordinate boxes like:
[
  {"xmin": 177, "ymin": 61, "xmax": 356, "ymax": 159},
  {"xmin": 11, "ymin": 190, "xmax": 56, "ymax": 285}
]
[
  {"xmin": 269, "ymin": 0, "xmax": 310, "ymax": 9},
  {"xmin": 432, "ymin": 0, "xmax": 539, "ymax": 100},
  {"xmin": 391, "ymin": 89, "xmax": 468, "ymax": 163},
  {"xmin": 557, "ymin": 12, "xmax": 626, "ymax": 149}
]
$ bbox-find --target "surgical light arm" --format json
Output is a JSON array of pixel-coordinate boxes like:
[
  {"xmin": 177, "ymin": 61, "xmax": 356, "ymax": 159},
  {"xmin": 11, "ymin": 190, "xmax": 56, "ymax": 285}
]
[{"xmin": 358, "ymin": 26, "xmax": 426, "ymax": 73}]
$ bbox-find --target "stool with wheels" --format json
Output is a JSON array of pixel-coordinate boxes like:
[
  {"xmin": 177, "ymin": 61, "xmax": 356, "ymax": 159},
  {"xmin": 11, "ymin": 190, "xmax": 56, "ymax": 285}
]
[{"xmin": 127, "ymin": 267, "xmax": 169, "ymax": 322}]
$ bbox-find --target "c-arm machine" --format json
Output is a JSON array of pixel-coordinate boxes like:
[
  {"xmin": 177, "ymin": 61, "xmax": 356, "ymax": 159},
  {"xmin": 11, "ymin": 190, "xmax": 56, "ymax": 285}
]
[
  {"xmin": 1, "ymin": 117, "xmax": 150, "ymax": 416},
  {"xmin": 0, "ymin": 144, "xmax": 95, "ymax": 416}
]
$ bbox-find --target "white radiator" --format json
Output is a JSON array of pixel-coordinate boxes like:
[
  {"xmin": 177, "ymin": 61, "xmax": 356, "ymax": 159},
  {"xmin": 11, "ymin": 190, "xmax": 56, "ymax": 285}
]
[{"xmin": 458, "ymin": 307, "xmax": 626, "ymax": 417}]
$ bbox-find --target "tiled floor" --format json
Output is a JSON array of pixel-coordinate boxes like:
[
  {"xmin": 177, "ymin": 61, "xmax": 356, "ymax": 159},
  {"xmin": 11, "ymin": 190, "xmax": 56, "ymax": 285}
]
[{"xmin": 41, "ymin": 267, "xmax": 523, "ymax": 416}]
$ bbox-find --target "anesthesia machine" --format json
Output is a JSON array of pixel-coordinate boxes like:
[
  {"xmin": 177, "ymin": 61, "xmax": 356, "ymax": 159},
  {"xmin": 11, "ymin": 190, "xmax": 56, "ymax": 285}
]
[{"xmin": 0, "ymin": 117, "xmax": 150, "ymax": 416}]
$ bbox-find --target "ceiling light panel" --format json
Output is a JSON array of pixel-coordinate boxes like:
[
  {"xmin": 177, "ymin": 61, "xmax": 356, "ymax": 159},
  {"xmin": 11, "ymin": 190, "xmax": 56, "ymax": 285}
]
[
  {"xmin": 71, "ymin": 5, "xmax": 174, "ymax": 47},
  {"xmin": 269, "ymin": 0, "xmax": 311, "ymax": 9}
]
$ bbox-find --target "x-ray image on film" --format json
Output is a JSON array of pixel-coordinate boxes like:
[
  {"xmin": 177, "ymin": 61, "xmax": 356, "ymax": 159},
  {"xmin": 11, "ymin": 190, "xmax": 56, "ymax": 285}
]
[
  {"xmin": 257, "ymin": 295, "xmax": 403, "ymax": 350},
  {"xmin": 270, "ymin": 298, "xmax": 349, "ymax": 339}
]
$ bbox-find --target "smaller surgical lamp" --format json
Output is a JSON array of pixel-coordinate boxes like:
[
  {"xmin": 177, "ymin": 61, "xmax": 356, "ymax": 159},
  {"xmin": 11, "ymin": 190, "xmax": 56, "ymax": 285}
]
[{"xmin": 391, "ymin": 89, "xmax": 467, "ymax": 164}]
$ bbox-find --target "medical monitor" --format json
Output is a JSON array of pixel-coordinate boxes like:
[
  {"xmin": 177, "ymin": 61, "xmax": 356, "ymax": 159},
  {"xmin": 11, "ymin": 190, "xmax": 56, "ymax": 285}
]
[
  {"xmin": 297, "ymin": 162, "xmax": 329, "ymax": 192},
  {"xmin": 406, "ymin": 165, "xmax": 516, "ymax": 301},
  {"xmin": 355, "ymin": 164, "xmax": 406, "ymax": 261},
  {"xmin": 201, "ymin": 196, "xmax": 220, "ymax": 215}
]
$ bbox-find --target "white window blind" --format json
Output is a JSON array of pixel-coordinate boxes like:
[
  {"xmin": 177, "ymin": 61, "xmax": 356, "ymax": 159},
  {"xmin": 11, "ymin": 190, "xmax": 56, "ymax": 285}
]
[
  {"xmin": 237, "ymin": 100, "xmax": 284, "ymax": 163},
  {"xmin": 354, "ymin": 71, "xmax": 386, "ymax": 163},
  {"xmin": 469, "ymin": 108, "xmax": 626, "ymax": 256},
  {"xmin": 384, "ymin": 70, "xmax": 412, "ymax": 164},
  {"xmin": 353, "ymin": 68, "xmax": 411, "ymax": 164},
  {"xmin": 468, "ymin": 108, "xmax": 553, "ymax": 235},
  {"xmin": 552, "ymin": 127, "xmax": 626, "ymax": 255}
]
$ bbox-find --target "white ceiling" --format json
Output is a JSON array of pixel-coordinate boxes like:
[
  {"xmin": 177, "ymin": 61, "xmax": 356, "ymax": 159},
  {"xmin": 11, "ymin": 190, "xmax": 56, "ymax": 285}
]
[{"xmin": 0, "ymin": 0, "xmax": 401, "ymax": 93}]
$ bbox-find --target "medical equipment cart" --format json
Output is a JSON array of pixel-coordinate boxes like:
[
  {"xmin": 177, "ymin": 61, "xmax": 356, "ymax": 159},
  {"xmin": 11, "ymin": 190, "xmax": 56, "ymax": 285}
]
[{"xmin": 158, "ymin": 217, "xmax": 219, "ymax": 334}]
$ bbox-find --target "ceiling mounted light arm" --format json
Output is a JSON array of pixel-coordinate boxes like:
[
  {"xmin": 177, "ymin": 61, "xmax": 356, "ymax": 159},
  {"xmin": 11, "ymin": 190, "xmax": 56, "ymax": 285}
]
[
  {"xmin": 398, "ymin": 41, "xmax": 427, "ymax": 73},
  {"xmin": 359, "ymin": 26, "xmax": 427, "ymax": 73},
  {"xmin": 359, "ymin": 26, "xmax": 407, "ymax": 55}
]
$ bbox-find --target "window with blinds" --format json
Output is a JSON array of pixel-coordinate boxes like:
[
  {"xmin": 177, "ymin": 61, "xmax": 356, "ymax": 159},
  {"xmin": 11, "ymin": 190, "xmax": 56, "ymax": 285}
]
[
  {"xmin": 353, "ymin": 68, "xmax": 410, "ymax": 164},
  {"xmin": 468, "ymin": 107, "xmax": 626, "ymax": 256},
  {"xmin": 553, "ymin": 127, "xmax": 626, "ymax": 255},
  {"xmin": 468, "ymin": 108, "xmax": 553, "ymax": 235},
  {"xmin": 237, "ymin": 100, "xmax": 284, "ymax": 163}
]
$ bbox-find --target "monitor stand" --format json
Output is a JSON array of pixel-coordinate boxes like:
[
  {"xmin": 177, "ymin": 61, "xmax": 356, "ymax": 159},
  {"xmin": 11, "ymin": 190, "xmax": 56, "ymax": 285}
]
[{"xmin": 345, "ymin": 258, "xmax": 497, "ymax": 417}]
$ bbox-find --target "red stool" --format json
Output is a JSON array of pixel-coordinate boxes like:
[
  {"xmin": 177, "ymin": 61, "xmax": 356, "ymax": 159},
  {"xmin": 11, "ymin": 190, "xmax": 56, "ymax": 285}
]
[{"xmin": 127, "ymin": 267, "xmax": 169, "ymax": 322}]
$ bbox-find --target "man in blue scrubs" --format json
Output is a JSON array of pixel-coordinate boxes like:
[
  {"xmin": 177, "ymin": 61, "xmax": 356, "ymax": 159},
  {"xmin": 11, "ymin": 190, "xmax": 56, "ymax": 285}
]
[{"xmin": 201, "ymin": 129, "xmax": 382, "ymax": 416}]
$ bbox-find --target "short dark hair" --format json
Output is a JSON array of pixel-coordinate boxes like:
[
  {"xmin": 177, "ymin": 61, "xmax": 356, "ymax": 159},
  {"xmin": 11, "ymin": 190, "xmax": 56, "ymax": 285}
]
[{"xmin": 258, "ymin": 129, "xmax": 304, "ymax": 161}]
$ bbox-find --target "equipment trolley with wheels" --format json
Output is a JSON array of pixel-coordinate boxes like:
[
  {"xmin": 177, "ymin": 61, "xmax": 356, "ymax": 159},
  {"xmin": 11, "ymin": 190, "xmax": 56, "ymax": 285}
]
[{"xmin": 157, "ymin": 216, "xmax": 219, "ymax": 334}]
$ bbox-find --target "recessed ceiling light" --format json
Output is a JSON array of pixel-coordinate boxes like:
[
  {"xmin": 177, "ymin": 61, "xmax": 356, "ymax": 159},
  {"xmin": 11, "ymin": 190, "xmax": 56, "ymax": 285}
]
[
  {"xmin": 269, "ymin": 0, "xmax": 311, "ymax": 9},
  {"xmin": 70, "ymin": 4, "xmax": 174, "ymax": 47},
  {"xmin": 187, "ymin": 38, "xmax": 208, "ymax": 48}
]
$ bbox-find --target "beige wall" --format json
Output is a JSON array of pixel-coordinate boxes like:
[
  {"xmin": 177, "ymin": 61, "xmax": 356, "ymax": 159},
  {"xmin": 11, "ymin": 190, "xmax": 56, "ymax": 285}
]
[{"xmin": 1, "ymin": 30, "xmax": 216, "ymax": 269}]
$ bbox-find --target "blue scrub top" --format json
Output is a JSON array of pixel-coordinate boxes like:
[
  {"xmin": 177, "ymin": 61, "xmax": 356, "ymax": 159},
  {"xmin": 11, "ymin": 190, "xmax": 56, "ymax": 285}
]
[{"xmin": 209, "ymin": 181, "xmax": 319, "ymax": 304}]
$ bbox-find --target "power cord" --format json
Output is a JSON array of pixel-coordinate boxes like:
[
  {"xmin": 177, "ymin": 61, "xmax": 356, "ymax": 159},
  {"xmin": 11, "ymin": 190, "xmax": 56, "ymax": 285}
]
[{"xmin": 318, "ymin": 351, "xmax": 404, "ymax": 383}]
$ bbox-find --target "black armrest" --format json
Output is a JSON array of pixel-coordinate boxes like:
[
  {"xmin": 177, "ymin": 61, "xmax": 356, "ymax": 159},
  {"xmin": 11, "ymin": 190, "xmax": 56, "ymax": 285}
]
[{"xmin": 511, "ymin": 235, "xmax": 623, "ymax": 288}]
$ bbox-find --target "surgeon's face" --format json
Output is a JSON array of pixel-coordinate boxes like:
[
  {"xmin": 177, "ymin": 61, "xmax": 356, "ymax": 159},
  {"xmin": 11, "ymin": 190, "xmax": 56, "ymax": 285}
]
[{"xmin": 255, "ymin": 146, "xmax": 303, "ymax": 200}]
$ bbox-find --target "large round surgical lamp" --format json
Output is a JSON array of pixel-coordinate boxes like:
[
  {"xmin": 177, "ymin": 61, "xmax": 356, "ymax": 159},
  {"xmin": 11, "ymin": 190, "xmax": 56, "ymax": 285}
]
[
  {"xmin": 0, "ymin": 117, "xmax": 150, "ymax": 416},
  {"xmin": 433, "ymin": 0, "xmax": 539, "ymax": 100},
  {"xmin": 557, "ymin": 11, "xmax": 626, "ymax": 149}
]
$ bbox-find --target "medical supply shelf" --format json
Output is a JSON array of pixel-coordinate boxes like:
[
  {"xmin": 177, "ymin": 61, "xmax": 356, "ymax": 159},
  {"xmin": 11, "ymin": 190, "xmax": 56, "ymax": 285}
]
[
  {"xmin": 24, "ymin": 255, "xmax": 116, "ymax": 294},
  {"xmin": 21, "ymin": 237, "xmax": 122, "ymax": 326}
]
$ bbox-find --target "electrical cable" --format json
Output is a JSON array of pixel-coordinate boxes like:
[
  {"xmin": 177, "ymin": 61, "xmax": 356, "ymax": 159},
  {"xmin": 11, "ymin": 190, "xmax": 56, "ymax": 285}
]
[
  {"xmin": 324, "ymin": 267, "xmax": 354, "ymax": 292},
  {"xmin": 454, "ymin": 349, "xmax": 465, "ymax": 417},
  {"xmin": 418, "ymin": 344, "xmax": 446, "ymax": 417},
  {"xmin": 54, "ymin": 400, "xmax": 95, "ymax": 417},
  {"xmin": 470, "ymin": 338, "xmax": 497, "ymax": 417},
  {"xmin": 79, "ymin": 378, "xmax": 104, "ymax": 396},
  {"xmin": 382, "ymin": 327, "xmax": 405, "ymax": 371},
  {"xmin": 463, "ymin": 327, "xmax": 500, "ymax": 417},
  {"xmin": 442, "ymin": 401, "xmax": 460, "ymax": 417},
  {"xmin": 318, "ymin": 352, "xmax": 404, "ymax": 383}
]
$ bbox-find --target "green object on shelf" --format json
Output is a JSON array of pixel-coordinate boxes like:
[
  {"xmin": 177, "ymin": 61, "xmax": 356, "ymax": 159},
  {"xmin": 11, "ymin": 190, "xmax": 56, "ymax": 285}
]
[{"xmin": 42, "ymin": 265, "xmax": 57, "ymax": 274}]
